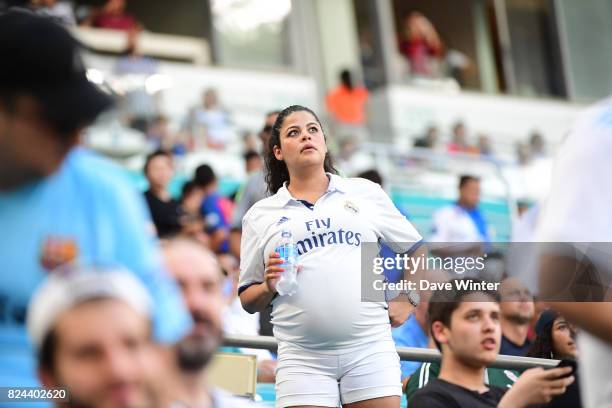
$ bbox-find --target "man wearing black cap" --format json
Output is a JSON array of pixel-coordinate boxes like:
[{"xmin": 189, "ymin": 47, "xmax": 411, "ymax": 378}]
[
  {"xmin": 0, "ymin": 9, "xmax": 191, "ymax": 395},
  {"xmin": 0, "ymin": 9, "xmax": 112, "ymax": 190}
]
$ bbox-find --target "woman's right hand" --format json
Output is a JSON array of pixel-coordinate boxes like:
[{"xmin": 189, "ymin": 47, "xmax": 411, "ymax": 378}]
[{"xmin": 264, "ymin": 252, "xmax": 284, "ymax": 293}]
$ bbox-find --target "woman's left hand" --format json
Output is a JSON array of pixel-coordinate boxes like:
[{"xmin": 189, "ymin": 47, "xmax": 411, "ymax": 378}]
[{"xmin": 387, "ymin": 297, "xmax": 416, "ymax": 327}]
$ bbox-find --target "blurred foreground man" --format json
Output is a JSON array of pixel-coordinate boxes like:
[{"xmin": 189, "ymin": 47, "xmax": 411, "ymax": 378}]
[
  {"xmin": 0, "ymin": 10, "xmax": 190, "ymax": 392},
  {"xmin": 163, "ymin": 239, "xmax": 258, "ymax": 407},
  {"xmin": 27, "ymin": 269, "xmax": 167, "ymax": 408},
  {"xmin": 536, "ymin": 97, "xmax": 612, "ymax": 407}
]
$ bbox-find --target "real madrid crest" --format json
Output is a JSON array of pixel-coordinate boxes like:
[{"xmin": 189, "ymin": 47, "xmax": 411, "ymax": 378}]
[{"xmin": 344, "ymin": 200, "xmax": 359, "ymax": 214}]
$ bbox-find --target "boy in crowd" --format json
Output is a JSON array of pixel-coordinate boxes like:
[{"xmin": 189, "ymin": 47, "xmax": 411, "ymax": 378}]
[
  {"xmin": 194, "ymin": 164, "xmax": 232, "ymax": 253},
  {"xmin": 143, "ymin": 150, "xmax": 183, "ymax": 238},
  {"xmin": 411, "ymin": 279, "xmax": 575, "ymax": 408}
]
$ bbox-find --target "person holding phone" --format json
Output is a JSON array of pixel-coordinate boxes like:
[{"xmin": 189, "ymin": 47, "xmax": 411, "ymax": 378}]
[
  {"xmin": 238, "ymin": 105, "xmax": 423, "ymax": 408},
  {"xmin": 527, "ymin": 310, "xmax": 582, "ymax": 408}
]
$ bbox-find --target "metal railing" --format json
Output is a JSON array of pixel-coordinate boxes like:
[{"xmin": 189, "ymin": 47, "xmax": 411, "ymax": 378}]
[{"xmin": 223, "ymin": 334, "xmax": 559, "ymax": 371}]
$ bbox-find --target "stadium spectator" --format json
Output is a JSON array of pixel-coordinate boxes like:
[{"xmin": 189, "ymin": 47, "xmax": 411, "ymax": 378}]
[
  {"xmin": 414, "ymin": 125, "xmax": 439, "ymax": 149},
  {"xmin": 145, "ymin": 115, "xmax": 175, "ymax": 151},
  {"xmin": 499, "ymin": 277, "xmax": 535, "ymax": 356},
  {"xmin": 239, "ymin": 105, "xmax": 424, "ymax": 407},
  {"xmin": 194, "ymin": 164, "xmax": 232, "ymax": 253},
  {"xmin": 399, "ymin": 11, "xmax": 443, "ymax": 77},
  {"xmin": 243, "ymin": 149, "xmax": 262, "ymax": 175},
  {"xmin": 30, "ymin": 0, "xmax": 76, "ymax": 25},
  {"xmin": 326, "ymin": 69, "xmax": 369, "ymax": 141},
  {"xmin": 242, "ymin": 130, "xmax": 259, "ymax": 153},
  {"xmin": 0, "ymin": 11, "xmax": 191, "ymax": 391},
  {"xmin": 447, "ymin": 121, "xmax": 469, "ymax": 153},
  {"xmin": 529, "ymin": 131, "xmax": 546, "ymax": 159},
  {"xmin": 406, "ymin": 357, "xmax": 519, "ymax": 404},
  {"xmin": 477, "ymin": 134, "xmax": 493, "ymax": 157},
  {"xmin": 143, "ymin": 150, "xmax": 183, "ymax": 238},
  {"xmin": 178, "ymin": 181, "xmax": 209, "ymax": 246},
  {"xmin": 430, "ymin": 175, "xmax": 490, "ymax": 245},
  {"xmin": 515, "ymin": 142, "xmax": 531, "ymax": 165},
  {"xmin": 410, "ymin": 279, "xmax": 575, "ymax": 408},
  {"xmin": 180, "ymin": 181, "xmax": 204, "ymax": 218},
  {"xmin": 335, "ymin": 136, "xmax": 377, "ymax": 176},
  {"xmin": 162, "ymin": 238, "xmax": 259, "ymax": 406},
  {"xmin": 526, "ymin": 310, "xmax": 583, "ymax": 408},
  {"xmin": 190, "ymin": 88, "xmax": 233, "ymax": 150},
  {"xmin": 85, "ymin": 0, "xmax": 140, "ymax": 32},
  {"xmin": 528, "ymin": 310, "xmax": 578, "ymax": 360},
  {"xmin": 27, "ymin": 269, "xmax": 168, "ymax": 408}
]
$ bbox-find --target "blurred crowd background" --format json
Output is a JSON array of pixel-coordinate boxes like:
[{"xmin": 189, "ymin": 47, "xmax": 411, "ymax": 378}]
[{"xmin": 4, "ymin": 0, "xmax": 605, "ymax": 233}]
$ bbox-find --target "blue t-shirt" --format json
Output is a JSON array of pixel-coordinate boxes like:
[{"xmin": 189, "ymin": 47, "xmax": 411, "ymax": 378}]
[
  {"xmin": 500, "ymin": 335, "xmax": 532, "ymax": 357},
  {"xmin": 0, "ymin": 148, "xmax": 191, "ymax": 390},
  {"xmin": 201, "ymin": 192, "xmax": 230, "ymax": 253},
  {"xmin": 392, "ymin": 315, "xmax": 429, "ymax": 379}
]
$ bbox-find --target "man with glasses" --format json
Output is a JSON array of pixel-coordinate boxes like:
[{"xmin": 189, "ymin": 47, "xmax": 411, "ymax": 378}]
[{"xmin": 499, "ymin": 277, "xmax": 535, "ymax": 356}]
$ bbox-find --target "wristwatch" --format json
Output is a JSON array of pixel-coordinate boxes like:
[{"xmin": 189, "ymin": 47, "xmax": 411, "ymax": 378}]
[{"xmin": 404, "ymin": 289, "xmax": 420, "ymax": 307}]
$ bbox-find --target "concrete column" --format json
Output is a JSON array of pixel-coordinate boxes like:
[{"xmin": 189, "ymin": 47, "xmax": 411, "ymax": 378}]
[
  {"xmin": 473, "ymin": 0, "xmax": 498, "ymax": 93},
  {"xmin": 313, "ymin": 0, "xmax": 362, "ymax": 91}
]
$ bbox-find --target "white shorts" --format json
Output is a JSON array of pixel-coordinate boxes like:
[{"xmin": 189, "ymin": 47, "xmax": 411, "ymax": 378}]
[{"xmin": 275, "ymin": 339, "xmax": 401, "ymax": 407}]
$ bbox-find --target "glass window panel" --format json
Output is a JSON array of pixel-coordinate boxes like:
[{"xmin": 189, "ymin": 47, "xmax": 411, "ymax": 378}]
[{"xmin": 211, "ymin": 0, "xmax": 293, "ymax": 69}]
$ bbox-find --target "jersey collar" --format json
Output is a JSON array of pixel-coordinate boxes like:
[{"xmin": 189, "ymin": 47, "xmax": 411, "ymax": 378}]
[{"xmin": 274, "ymin": 173, "xmax": 346, "ymax": 207}]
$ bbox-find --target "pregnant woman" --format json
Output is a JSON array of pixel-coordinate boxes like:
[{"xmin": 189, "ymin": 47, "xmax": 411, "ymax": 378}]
[{"xmin": 239, "ymin": 105, "xmax": 423, "ymax": 408}]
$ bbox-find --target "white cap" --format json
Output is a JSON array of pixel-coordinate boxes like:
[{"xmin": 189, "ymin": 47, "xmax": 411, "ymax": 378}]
[{"xmin": 27, "ymin": 266, "xmax": 153, "ymax": 350}]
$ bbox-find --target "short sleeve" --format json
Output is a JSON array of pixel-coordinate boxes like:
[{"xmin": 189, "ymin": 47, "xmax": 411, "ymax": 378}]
[
  {"xmin": 371, "ymin": 183, "xmax": 422, "ymax": 253},
  {"xmin": 238, "ymin": 213, "xmax": 265, "ymax": 294}
]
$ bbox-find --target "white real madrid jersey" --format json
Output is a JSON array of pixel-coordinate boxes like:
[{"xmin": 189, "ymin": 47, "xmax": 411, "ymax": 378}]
[{"xmin": 239, "ymin": 174, "xmax": 422, "ymax": 350}]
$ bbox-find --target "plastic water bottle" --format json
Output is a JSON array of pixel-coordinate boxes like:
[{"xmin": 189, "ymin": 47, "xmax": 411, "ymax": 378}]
[{"xmin": 275, "ymin": 230, "xmax": 299, "ymax": 296}]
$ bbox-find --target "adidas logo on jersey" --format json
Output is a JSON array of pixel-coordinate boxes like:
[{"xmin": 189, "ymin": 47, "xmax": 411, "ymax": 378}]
[{"xmin": 277, "ymin": 216, "xmax": 290, "ymax": 226}]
